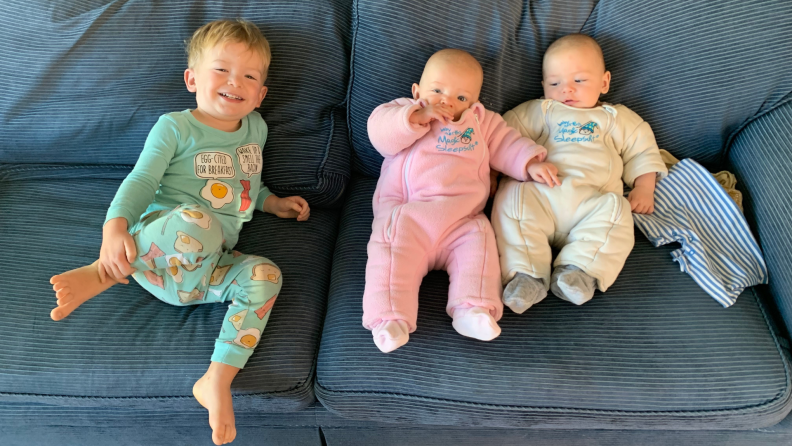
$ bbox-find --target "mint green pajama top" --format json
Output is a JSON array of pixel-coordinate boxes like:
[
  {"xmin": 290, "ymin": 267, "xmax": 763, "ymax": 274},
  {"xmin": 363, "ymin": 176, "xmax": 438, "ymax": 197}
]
[{"xmin": 106, "ymin": 110, "xmax": 272, "ymax": 249}]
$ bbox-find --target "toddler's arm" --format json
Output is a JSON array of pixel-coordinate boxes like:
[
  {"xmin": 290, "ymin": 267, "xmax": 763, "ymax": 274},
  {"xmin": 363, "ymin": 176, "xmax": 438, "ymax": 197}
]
[
  {"xmin": 100, "ymin": 116, "xmax": 180, "ymax": 281},
  {"xmin": 367, "ymin": 98, "xmax": 433, "ymax": 157}
]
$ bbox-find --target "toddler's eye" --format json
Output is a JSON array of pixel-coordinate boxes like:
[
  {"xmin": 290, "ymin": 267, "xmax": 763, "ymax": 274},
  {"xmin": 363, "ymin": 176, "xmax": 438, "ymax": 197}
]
[{"xmin": 457, "ymin": 96, "xmax": 466, "ymax": 102}]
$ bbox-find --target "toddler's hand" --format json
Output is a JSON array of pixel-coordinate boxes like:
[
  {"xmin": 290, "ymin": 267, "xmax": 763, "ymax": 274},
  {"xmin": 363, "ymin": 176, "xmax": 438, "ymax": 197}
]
[
  {"xmin": 527, "ymin": 162, "xmax": 561, "ymax": 188},
  {"xmin": 99, "ymin": 217, "xmax": 137, "ymax": 284},
  {"xmin": 628, "ymin": 186, "xmax": 655, "ymax": 214},
  {"xmin": 409, "ymin": 103, "xmax": 454, "ymax": 125},
  {"xmin": 265, "ymin": 195, "xmax": 310, "ymax": 221}
]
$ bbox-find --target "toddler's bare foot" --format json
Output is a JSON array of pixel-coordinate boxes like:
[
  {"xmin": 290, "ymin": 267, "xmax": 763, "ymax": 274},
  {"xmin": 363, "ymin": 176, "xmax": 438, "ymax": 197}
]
[
  {"xmin": 193, "ymin": 362, "xmax": 240, "ymax": 445},
  {"xmin": 50, "ymin": 260, "xmax": 119, "ymax": 321}
]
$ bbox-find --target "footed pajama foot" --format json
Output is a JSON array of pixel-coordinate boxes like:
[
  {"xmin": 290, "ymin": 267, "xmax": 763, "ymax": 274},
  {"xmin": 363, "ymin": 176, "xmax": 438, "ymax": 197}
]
[
  {"xmin": 372, "ymin": 320, "xmax": 410, "ymax": 353},
  {"xmin": 502, "ymin": 273, "xmax": 547, "ymax": 313},
  {"xmin": 550, "ymin": 265, "xmax": 596, "ymax": 305},
  {"xmin": 451, "ymin": 306, "xmax": 501, "ymax": 341}
]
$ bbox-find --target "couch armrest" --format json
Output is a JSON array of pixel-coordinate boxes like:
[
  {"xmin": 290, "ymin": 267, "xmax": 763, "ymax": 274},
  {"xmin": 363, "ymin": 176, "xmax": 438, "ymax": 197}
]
[{"xmin": 729, "ymin": 98, "xmax": 792, "ymax": 336}]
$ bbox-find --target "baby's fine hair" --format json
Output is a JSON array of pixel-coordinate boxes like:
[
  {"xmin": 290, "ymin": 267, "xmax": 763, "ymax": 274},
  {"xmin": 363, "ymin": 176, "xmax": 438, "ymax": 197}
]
[
  {"xmin": 543, "ymin": 33, "xmax": 605, "ymax": 76},
  {"xmin": 186, "ymin": 19, "xmax": 271, "ymax": 75}
]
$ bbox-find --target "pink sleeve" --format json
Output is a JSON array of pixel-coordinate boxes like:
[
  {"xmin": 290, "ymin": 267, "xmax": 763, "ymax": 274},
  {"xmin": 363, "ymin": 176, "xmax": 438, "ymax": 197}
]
[
  {"xmin": 367, "ymin": 98, "xmax": 431, "ymax": 157},
  {"xmin": 480, "ymin": 108, "xmax": 547, "ymax": 181}
]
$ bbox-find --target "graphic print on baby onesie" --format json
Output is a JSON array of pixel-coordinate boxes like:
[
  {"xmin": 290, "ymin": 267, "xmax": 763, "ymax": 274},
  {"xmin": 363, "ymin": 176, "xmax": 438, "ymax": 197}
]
[
  {"xmin": 144, "ymin": 270, "xmax": 165, "ymax": 289},
  {"xmin": 210, "ymin": 264, "xmax": 233, "ymax": 286},
  {"xmin": 195, "ymin": 152, "xmax": 236, "ymax": 209},
  {"xmin": 174, "ymin": 231, "xmax": 203, "ymax": 254},
  {"xmin": 554, "ymin": 120, "xmax": 601, "ymax": 143},
  {"xmin": 436, "ymin": 127, "xmax": 479, "ymax": 152},
  {"xmin": 251, "ymin": 263, "xmax": 281, "ymax": 284}
]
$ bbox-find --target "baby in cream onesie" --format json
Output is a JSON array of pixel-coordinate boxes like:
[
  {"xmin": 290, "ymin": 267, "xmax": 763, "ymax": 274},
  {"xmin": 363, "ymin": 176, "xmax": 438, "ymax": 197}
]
[{"xmin": 492, "ymin": 34, "xmax": 667, "ymax": 312}]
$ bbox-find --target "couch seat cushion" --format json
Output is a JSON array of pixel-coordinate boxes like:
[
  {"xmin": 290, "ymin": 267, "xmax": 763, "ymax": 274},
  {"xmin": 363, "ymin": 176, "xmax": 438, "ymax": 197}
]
[
  {"xmin": 0, "ymin": 165, "xmax": 339, "ymax": 412},
  {"xmin": 316, "ymin": 175, "xmax": 792, "ymax": 429}
]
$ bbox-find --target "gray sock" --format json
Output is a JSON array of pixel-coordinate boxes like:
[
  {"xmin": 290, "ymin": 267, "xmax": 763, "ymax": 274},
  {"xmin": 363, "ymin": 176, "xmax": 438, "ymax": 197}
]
[
  {"xmin": 550, "ymin": 265, "xmax": 596, "ymax": 305},
  {"xmin": 502, "ymin": 273, "xmax": 547, "ymax": 314}
]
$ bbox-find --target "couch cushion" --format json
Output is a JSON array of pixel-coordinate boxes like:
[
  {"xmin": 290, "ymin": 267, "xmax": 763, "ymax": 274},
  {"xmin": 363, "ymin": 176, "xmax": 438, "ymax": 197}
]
[
  {"xmin": 315, "ymin": 175, "xmax": 792, "ymax": 429},
  {"xmin": 347, "ymin": 0, "xmax": 792, "ymax": 177},
  {"xmin": 0, "ymin": 165, "xmax": 338, "ymax": 412},
  {"xmin": 729, "ymin": 98, "xmax": 792, "ymax": 337},
  {"xmin": 0, "ymin": 0, "xmax": 351, "ymax": 205}
]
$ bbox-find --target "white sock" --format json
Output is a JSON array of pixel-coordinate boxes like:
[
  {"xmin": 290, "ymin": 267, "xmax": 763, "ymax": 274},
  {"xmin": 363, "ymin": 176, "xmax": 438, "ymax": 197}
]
[
  {"xmin": 371, "ymin": 320, "xmax": 410, "ymax": 353},
  {"xmin": 451, "ymin": 306, "xmax": 501, "ymax": 341}
]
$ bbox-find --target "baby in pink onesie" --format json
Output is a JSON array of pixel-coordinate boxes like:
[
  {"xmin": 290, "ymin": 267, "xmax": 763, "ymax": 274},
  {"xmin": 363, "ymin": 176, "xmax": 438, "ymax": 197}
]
[{"xmin": 363, "ymin": 49, "xmax": 547, "ymax": 353}]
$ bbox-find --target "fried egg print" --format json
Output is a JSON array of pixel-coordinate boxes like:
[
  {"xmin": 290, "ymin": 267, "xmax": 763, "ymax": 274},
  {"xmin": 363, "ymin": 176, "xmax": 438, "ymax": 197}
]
[
  {"xmin": 174, "ymin": 231, "xmax": 203, "ymax": 254},
  {"xmin": 165, "ymin": 256, "xmax": 184, "ymax": 283},
  {"xmin": 231, "ymin": 328, "xmax": 261, "ymax": 349},
  {"xmin": 251, "ymin": 263, "xmax": 281, "ymax": 284},
  {"xmin": 180, "ymin": 208, "xmax": 212, "ymax": 229},
  {"xmin": 201, "ymin": 180, "xmax": 234, "ymax": 209}
]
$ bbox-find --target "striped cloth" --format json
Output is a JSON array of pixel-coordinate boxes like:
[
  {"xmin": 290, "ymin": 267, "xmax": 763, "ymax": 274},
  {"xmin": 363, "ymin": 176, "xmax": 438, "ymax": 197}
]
[{"xmin": 633, "ymin": 159, "xmax": 768, "ymax": 307}]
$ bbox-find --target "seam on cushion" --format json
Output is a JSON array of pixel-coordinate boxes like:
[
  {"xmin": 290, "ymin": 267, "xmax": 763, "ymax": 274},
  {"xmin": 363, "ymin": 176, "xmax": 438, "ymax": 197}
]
[
  {"xmin": 0, "ymin": 164, "xmax": 133, "ymax": 181},
  {"xmin": 0, "ymin": 362, "xmax": 317, "ymax": 402},
  {"xmin": 722, "ymin": 94, "xmax": 792, "ymax": 163},
  {"xmin": 344, "ymin": 0, "xmax": 360, "ymax": 176},
  {"xmin": 316, "ymin": 287, "xmax": 792, "ymax": 417}
]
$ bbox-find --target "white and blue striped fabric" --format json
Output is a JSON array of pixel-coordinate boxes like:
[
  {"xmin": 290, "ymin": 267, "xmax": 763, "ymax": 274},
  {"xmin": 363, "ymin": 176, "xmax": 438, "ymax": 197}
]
[{"xmin": 633, "ymin": 159, "xmax": 768, "ymax": 307}]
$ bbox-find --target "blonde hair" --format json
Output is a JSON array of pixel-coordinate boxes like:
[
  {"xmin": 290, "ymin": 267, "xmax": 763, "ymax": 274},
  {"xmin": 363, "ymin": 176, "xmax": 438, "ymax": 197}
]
[
  {"xmin": 543, "ymin": 34, "xmax": 605, "ymax": 77},
  {"xmin": 186, "ymin": 19, "xmax": 271, "ymax": 77}
]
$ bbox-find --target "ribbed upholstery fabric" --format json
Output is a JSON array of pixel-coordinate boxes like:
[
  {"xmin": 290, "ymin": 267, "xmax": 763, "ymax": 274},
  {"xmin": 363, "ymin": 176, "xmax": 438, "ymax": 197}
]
[
  {"xmin": 316, "ymin": 175, "xmax": 792, "ymax": 428},
  {"xmin": 347, "ymin": 0, "xmax": 595, "ymax": 177},
  {"xmin": 729, "ymin": 99, "xmax": 792, "ymax": 338},
  {"xmin": 348, "ymin": 0, "xmax": 792, "ymax": 177},
  {"xmin": 0, "ymin": 165, "xmax": 339, "ymax": 411},
  {"xmin": 0, "ymin": 0, "xmax": 352, "ymax": 205},
  {"xmin": 582, "ymin": 1, "xmax": 792, "ymax": 168}
]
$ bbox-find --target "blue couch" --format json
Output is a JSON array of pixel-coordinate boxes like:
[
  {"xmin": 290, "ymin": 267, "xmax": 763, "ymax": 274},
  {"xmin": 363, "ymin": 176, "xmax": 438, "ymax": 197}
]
[{"xmin": 2, "ymin": 0, "xmax": 792, "ymax": 445}]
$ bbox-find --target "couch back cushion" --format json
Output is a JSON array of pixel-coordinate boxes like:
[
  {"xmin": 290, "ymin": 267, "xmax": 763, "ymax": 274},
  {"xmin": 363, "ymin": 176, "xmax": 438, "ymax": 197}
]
[
  {"xmin": 0, "ymin": 0, "xmax": 351, "ymax": 204},
  {"xmin": 348, "ymin": 0, "xmax": 792, "ymax": 177}
]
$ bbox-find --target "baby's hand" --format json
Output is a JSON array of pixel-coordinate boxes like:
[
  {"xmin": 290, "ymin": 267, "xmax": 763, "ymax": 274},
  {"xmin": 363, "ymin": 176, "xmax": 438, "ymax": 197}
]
[
  {"xmin": 527, "ymin": 161, "xmax": 561, "ymax": 188},
  {"xmin": 264, "ymin": 195, "xmax": 310, "ymax": 221},
  {"xmin": 628, "ymin": 186, "xmax": 655, "ymax": 214},
  {"xmin": 99, "ymin": 217, "xmax": 137, "ymax": 284},
  {"xmin": 409, "ymin": 103, "xmax": 454, "ymax": 125}
]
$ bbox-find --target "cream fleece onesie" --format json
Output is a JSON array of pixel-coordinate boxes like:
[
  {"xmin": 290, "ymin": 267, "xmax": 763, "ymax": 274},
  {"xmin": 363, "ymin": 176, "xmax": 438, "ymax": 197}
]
[
  {"xmin": 492, "ymin": 98, "xmax": 667, "ymax": 301},
  {"xmin": 363, "ymin": 98, "xmax": 547, "ymax": 343}
]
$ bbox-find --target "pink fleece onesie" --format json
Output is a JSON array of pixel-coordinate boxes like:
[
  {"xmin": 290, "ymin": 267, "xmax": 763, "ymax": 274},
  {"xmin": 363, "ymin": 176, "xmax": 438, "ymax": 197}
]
[{"xmin": 363, "ymin": 98, "xmax": 547, "ymax": 333}]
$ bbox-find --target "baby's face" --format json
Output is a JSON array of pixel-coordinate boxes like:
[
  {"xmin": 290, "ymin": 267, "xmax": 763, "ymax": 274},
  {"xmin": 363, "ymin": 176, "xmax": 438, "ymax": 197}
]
[
  {"xmin": 185, "ymin": 41, "xmax": 268, "ymax": 130},
  {"xmin": 542, "ymin": 46, "xmax": 610, "ymax": 109},
  {"xmin": 412, "ymin": 59, "xmax": 482, "ymax": 121}
]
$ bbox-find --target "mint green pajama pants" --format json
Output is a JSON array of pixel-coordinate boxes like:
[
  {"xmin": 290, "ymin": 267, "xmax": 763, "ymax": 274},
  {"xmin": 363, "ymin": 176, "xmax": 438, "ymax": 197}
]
[{"xmin": 128, "ymin": 204, "xmax": 281, "ymax": 369}]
